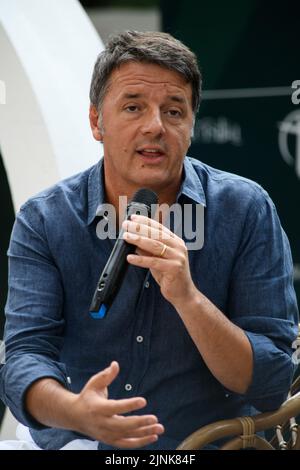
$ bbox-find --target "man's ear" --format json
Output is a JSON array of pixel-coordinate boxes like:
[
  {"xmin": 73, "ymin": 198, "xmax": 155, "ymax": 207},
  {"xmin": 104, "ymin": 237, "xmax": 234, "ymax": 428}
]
[{"xmin": 89, "ymin": 105, "xmax": 103, "ymax": 141}]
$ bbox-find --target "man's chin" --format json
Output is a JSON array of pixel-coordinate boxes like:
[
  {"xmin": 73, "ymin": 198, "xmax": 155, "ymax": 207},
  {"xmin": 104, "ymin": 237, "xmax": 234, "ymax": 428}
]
[{"xmin": 131, "ymin": 176, "xmax": 168, "ymax": 191}]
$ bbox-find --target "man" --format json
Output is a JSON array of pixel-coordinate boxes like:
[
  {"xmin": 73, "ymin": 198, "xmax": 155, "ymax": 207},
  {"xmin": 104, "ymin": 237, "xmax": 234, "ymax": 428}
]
[{"xmin": 0, "ymin": 31, "xmax": 298, "ymax": 450}]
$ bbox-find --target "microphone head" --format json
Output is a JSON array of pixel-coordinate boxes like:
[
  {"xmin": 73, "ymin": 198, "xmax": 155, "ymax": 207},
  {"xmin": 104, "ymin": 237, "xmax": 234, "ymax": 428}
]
[{"xmin": 131, "ymin": 188, "xmax": 158, "ymax": 207}]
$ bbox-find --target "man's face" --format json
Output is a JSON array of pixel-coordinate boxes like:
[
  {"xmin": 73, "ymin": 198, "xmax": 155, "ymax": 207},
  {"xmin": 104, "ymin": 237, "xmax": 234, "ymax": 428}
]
[{"xmin": 90, "ymin": 61, "xmax": 194, "ymax": 195}]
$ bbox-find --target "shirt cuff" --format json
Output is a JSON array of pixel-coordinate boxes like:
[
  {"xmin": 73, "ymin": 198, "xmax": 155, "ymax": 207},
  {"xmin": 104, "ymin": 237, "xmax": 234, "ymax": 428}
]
[
  {"xmin": 243, "ymin": 330, "xmax": 295, "ymax": 411},
  {"xmin": 0, "ymin": 354, "xmax": 70, "ymax": 430}
]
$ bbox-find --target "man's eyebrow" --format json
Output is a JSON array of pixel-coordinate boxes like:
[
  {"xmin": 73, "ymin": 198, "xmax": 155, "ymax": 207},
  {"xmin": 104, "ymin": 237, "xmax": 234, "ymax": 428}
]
[
  {"xmin": 122, "ymin": 93, "xmax": 142, "ymax": 99},
  {"xmin": 168, "ymin": 95, "xmax": 186, "ymax": 104},
  {"xmin": 121, "ymin": 93, "xmax": 187, "ymax": 104}
]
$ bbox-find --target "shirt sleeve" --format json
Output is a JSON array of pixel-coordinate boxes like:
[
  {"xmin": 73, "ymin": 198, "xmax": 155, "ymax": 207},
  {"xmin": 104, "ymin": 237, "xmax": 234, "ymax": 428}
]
[
  {"xmin": 227, "ymin": 187, "xmax": 299, "ymax": 411},
  {"xmin": 0, "ymin": 201, "xmax": 70, "ymax": 429}
]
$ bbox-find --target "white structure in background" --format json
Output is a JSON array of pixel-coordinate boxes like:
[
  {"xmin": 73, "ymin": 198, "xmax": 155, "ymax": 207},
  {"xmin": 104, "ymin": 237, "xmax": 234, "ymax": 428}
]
[
  {"xmin": 0, "ymin": 0, "xmax": 104, "ymax": 439},
  {"xmin": 88, "ymin": 7, "xmax": 160, "ymax": 44},
  {"xmin": 0, "ymin": 0, "xmax": 103, "ymax": 212}
]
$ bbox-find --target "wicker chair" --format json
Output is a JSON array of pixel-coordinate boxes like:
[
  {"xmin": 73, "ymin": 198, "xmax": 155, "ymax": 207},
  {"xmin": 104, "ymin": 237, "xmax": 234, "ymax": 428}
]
[{"xmin": 177, "ymin": 373, "xmax": 300, "ymax": 450}]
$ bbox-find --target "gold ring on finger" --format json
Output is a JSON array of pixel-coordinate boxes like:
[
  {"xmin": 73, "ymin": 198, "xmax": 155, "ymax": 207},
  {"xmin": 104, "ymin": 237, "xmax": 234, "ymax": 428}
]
[{"xmin": 158, "ymin": 244, "xmax": 167, "ymax": 258}]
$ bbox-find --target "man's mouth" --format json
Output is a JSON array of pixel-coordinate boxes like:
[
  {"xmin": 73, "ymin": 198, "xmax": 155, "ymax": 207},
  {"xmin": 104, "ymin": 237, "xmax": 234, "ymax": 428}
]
[{"xmin": 136, "ymin": 147, "xmax": 165, "ymax": 159}]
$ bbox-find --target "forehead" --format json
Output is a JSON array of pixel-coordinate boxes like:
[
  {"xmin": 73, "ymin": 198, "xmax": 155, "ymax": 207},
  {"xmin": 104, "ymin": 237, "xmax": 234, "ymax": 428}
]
[{"xmin": 106, "ymin": 61, "xmax": 193, "ymax": 103}]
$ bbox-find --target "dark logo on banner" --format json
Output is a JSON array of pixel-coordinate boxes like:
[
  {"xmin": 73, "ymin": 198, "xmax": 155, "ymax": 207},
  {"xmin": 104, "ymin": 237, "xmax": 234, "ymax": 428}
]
[{"xmin": 278, "ymin": 110, "xmax": 300, "ymax": 178}]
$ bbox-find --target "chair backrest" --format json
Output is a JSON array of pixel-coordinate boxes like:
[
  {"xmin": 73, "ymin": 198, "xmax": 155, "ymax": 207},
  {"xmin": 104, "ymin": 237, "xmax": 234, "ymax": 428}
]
[{"xmin": 177, "ymin": 374, "xmax": 300, "ymax": 450}]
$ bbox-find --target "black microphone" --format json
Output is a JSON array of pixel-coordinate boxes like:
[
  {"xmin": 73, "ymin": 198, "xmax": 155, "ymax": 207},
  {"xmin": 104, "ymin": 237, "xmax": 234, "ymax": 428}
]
[{"xmin": 89, "ymin": 188, "xmax": 158, "ymax": 319}]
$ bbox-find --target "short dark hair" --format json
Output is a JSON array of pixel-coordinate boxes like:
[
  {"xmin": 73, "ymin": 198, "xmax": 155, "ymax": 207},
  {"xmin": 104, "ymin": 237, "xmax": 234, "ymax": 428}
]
[{"xmin": 89, "ymin": 31, "xmax": 202, "ymax": 115}]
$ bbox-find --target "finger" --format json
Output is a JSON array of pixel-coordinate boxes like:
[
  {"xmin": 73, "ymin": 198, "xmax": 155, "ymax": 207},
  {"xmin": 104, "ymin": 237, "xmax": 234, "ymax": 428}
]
[
  {"xmin": 135, "ymin": 247, "xmax": 150, "ymax": 257},
  {"xmin": 88, "ymin": 361, "xmax": 120, "ymax": 392},
  {"xmin": 129, "ymin": 214, "xmax": 177, "ymax": 239},
  {"xmin": 122, "ymin": 423, "xmax": 165, "ymax": 439},
  {"xmin": 98, "ymin": 415, "xmax": 163, "ymax": 443},
  {"xmin": 108, "ymin": 413, "xmax": 159, "ymax": 431},
  {"xmin": 127, "ymin": 254, "xmax": 179, "ymax": 272},
  {"xmin": 123, "ymin": 233, "xmax": 176, "ymax": 259},
  {"xmin": 123, "ymin": 220, "xmax": 176, "ymax": 245},
  {"xmin": 112, "ymin": 434, "xmax": 159, "ymax": 449},
  {"xmin": 105, "ymin": 396, "xmax": 147, "ymax": 415}
]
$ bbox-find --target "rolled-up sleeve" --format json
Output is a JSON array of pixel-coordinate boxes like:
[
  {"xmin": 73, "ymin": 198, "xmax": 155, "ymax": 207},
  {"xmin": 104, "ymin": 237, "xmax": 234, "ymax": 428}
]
[
  {"xmin": 0, "ymin": 202, "xmax": 69, "ymax": 429},
  {"xmin": 228, "ymin": 188, "xmax": 299, "ymax": 411}
]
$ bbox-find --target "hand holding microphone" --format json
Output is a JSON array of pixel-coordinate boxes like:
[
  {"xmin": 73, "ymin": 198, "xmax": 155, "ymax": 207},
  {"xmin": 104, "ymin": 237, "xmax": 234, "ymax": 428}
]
[
  {"xmin": 122, "ymin": 213, "xmax": 196, "ymax": 313},
  {"xmin": 89, "ymin": 188, "xmax": 158, "ymax": 318}
]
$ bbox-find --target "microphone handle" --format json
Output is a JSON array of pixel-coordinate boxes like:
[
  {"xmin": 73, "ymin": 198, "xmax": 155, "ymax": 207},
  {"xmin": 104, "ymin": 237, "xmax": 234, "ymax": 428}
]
[
  {"xmin": 89, "ymin": 201, "xmax": 151, "ymax": 317},
  {"xmin": 89, "ymin": 228, "xmax": 135, "ymax": 313}
]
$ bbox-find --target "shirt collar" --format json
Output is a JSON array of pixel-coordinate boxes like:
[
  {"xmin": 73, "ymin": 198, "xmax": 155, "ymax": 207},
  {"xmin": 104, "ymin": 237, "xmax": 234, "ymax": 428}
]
[
  {"xmin": 178, "ymin": 157, "xmax": 206, "ymax": 206},
  {"xmin": 87, "ymin": 156, "xmax": 206, "ymax": 225},
  {"xmin": 87, "ymin": 158, "xmax": 105, "ymax": 225}
]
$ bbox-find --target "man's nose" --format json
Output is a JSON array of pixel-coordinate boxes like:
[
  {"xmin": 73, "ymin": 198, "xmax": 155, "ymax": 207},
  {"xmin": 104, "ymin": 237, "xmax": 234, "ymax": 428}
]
[{"xmin": 141, "ymin": 110, "xmax": 165, "ymax": 136}]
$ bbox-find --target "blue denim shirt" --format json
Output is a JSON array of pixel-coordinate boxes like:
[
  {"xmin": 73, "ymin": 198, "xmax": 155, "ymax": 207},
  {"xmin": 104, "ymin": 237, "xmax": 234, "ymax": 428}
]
[{"xmin": 0, "ymin": 157, "xmax": 298, "ymax": 450}]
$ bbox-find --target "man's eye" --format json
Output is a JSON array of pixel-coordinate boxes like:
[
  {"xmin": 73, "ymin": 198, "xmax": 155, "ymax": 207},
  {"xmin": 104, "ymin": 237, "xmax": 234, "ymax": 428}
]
[
  {"xmin": 167, "ymin": 109, "xmax": 182, "ymax": 117},
  {"xmin": 125, "ymin": 105, "xmax": 139, "ymax": 112}
]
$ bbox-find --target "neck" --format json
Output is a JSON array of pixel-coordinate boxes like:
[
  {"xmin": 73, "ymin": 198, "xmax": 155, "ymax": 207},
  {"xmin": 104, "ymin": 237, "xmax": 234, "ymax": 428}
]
[{"xmin": 104, "ymin": 177, "xmax": 182, "ymax": 225}]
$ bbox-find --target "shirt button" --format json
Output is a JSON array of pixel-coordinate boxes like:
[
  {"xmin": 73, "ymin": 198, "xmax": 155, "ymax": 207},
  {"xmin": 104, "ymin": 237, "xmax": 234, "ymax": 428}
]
[
  {"xmin": 145, "ymin": 281, "xmax": 150, "ymax": 288},
  {"xmin": 136, "ymin": 335, "xmax": 144, "ymax": 343},
  {"xmin": 125, "ymin": 383, "xmax": 132, "ymax": 391}
]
